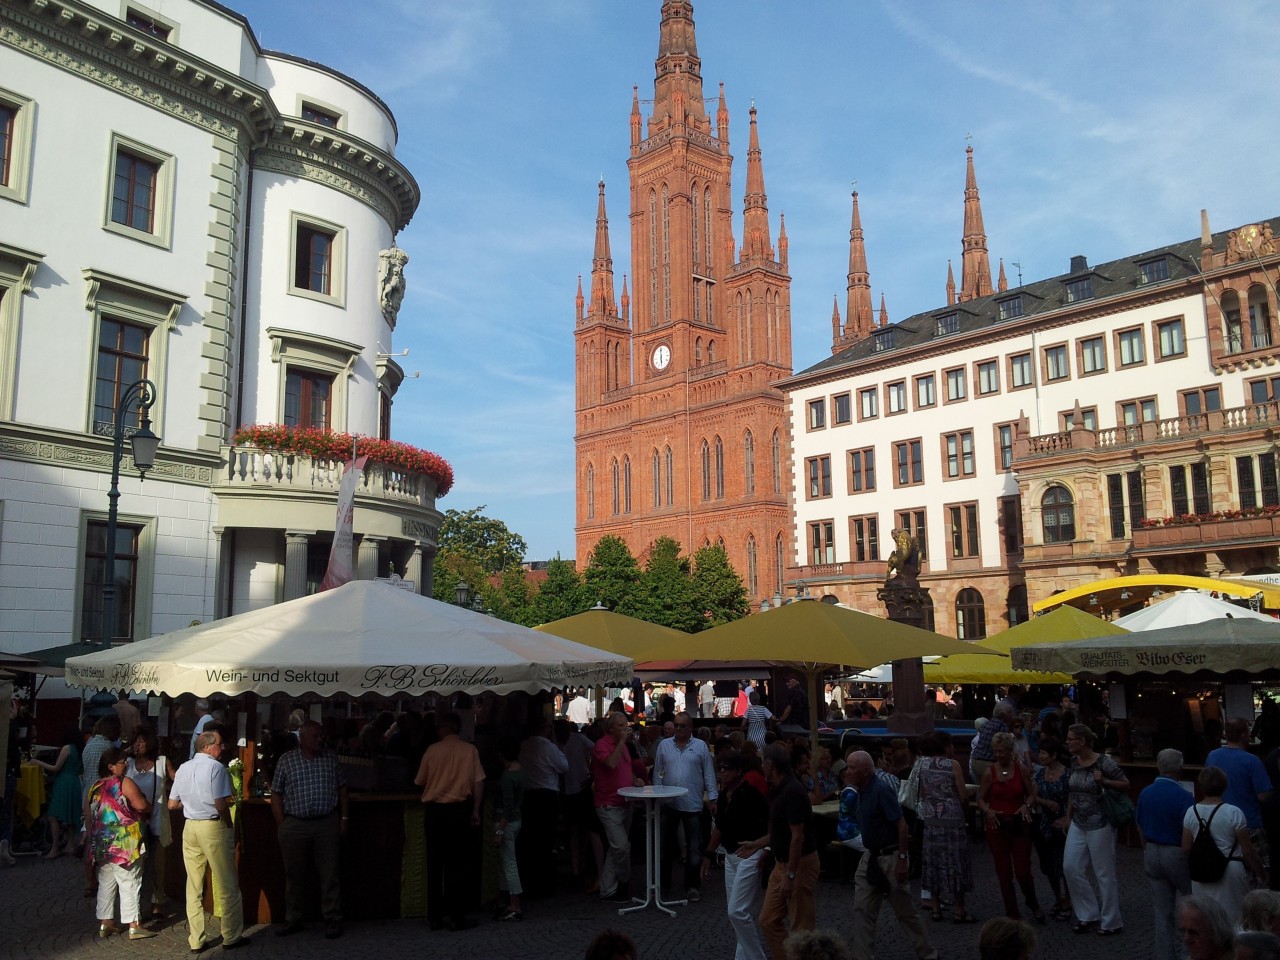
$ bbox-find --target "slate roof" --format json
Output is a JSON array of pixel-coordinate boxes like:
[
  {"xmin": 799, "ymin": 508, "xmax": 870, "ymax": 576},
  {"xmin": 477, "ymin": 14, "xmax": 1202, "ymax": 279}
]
[{"xmin": 790, "ymin": 214, "xmax": 1280, "ymax": 383}]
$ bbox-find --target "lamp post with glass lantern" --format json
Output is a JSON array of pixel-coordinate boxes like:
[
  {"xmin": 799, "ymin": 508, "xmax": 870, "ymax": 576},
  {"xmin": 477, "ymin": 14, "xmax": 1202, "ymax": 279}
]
[{"xmin": 100, "ymin": 379, "xmax": 160, "ymax": 646}]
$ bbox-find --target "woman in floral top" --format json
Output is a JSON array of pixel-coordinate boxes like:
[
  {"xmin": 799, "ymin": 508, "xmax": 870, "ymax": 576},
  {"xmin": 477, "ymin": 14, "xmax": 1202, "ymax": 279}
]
[
  {"xmin": 86, "ymin": 748, "xmax": 154, "ymax": 940},
  {"xmin": 1059, "ymin": 723, "xmax": 1128, "ymax": 935},
  {"xmin": 1030, "ymin": 736, "xmax": 1071, "ymax": 919}
]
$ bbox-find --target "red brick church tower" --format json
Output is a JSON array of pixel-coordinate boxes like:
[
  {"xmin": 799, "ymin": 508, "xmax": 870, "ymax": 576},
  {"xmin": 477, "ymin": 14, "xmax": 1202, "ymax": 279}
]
[{"xmin": 574, "ymin": 0, "xmax": 792, "ymax": 603}]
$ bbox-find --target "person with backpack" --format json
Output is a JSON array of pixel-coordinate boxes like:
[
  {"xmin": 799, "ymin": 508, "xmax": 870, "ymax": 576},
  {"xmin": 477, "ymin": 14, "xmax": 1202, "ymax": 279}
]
[{"xmin": 1182, "ymin": 765, "xmax": 1266, "ymax": 922}]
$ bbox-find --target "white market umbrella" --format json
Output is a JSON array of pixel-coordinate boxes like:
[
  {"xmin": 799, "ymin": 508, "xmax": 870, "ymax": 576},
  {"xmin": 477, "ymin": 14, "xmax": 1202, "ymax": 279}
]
[
  {"xmin": 1114, "ymin": 589, "xmax": 1277, "ymax": 632},
  {"xmin": 64, "ymin": 580, "xmax": 633, "ymax": 698}
]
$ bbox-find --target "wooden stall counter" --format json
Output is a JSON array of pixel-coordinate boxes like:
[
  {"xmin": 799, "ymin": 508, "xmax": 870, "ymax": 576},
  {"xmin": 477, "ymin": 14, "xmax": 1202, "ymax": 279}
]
[{"xmin": 236, "ymin": 793, "xmax": 422, "ymax": 925}]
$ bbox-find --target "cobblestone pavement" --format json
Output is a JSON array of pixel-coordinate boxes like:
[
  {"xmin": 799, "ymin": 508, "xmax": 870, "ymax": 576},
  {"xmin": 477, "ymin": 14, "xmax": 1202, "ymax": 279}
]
[{"xmin": 2, "ymin": 840, "xmax": 1167, "ymax": 960}]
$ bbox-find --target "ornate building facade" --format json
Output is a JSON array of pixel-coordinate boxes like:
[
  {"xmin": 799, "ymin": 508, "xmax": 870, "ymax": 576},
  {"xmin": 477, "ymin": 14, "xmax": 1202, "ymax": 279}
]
[
  {"xmin": 574, "ymin": 0, "xmax": 791, "ymax": 600},
  {"xmin": 0, "ymin": 0, "xmax": 442, "ymax": 666},
  {"xmin": 786, "ymin": 188, "xmax": 1280, "ymax": 637}
]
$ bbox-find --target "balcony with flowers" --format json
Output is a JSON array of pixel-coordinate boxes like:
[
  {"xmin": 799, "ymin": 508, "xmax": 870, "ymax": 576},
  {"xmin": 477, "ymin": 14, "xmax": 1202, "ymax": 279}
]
[
  {"xmin": 211, "ymin": 425, "xmax": 451, "ymax": 537},
  {"xmin": 1132, "ymin": 505, "xmax": 1280, "ymax": 550}
]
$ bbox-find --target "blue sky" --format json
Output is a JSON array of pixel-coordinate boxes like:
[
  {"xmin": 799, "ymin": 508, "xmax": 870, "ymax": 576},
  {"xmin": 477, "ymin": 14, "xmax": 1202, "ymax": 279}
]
[{"xmin": 240, "ymin": 1, "xmax": 1280, "ymax": 562}]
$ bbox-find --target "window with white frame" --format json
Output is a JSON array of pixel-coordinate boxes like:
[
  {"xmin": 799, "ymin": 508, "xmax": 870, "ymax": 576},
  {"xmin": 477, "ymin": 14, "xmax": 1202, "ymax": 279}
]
[
  {"xmin": 976, "ymin": 360, "xmax": 999, "ymax": 395},
  {"xmin": 858, "ymin": 387, "xmax": 878, "ymax": 420},
  {"xmin": 1044, "ymin": 344, "xmax": 1069, "ymax": 381},
  {"xmin": 945, "ymin": 367, "xmax": 966, "ymax": 401},
  {"xmin": 1157, "ymin": 317, "xmax": 1186, "ymax": 358},
  {"xmin": 807, "ymin": 398, "xmax": 825, "ymax": 430},
  {"xmin": 1079, "ymin": 336, "xmax": 1106, "ymax": 374},
  {"xmin": 290, "ymin": 212, "xmax": 346, "ymax": 305},
  {"xmin": 809, "ymin": 520, "xmax": 835, "ymax": 565},
  {"xmin": 0, "ymin": 87, "xmax": 34, "ymax": 204},
  {"xmin": 886, "ymin": 380, "xmax": 906, "ymax": 414},
  {"xmin": 943, "ymin": 430, "xmax": 975, "ymax": 478},
  {"xmin": 1117, "ymin": 327, "xmax": 1145, "ymax": 366},
  {"xmin": 267, "ymin": 327, "xmax": 360, "ymax": 434},
  {"xmin": 104, "ymin": 134, "xmax": 174, "ymax": 247},
  {"xmin": 1009, "ymin": 352, "xmax": 1033, "ymax": 389},
  {"xmin": 850, "ymin": 515, "xmax": 879, "ymax": 563}
]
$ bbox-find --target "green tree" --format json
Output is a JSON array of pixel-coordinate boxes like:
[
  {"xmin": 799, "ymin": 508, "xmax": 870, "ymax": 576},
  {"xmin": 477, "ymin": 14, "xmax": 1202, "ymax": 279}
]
[
  {"xmin": 636, "ymin": 536, "xmax": 700, "ymax": 631},
  {"xmin": 690, "ymin": 544, "xmax": 750, "ymax": 629},
  {"xmin": 529, "ymin": 556, "xmax": 589, "ymax": 624},
  {"xmin": 581, "ymin": 535, "xmax": 643, "ymax": 616},
  {"xmin": 486, "ymin": 564, "xmax": 536, "ymax": 626},
  {"xmin": 431, "ymin": 549, "xmax": 489, "ymax": 607},
  {"xmin": 437, "ymin": 505, "xmax": 527, "ymax": 574}
]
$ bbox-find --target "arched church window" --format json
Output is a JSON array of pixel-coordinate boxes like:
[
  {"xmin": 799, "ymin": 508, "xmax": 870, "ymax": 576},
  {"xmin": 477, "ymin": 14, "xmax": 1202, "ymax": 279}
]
[
  {"xmin": 701, "ymin": 440, "xmax": 711, "ymax": 501},
  {"xmin": 665, "ymin": 446, "xmax": 674, "ymax": 505},
  {"xmin": 623, "ymin": 457, "xmax": 632, "ymax": 514},
  {"xmin": 715, "ymin": 436, "xmax": 725, "ymax": 498},
  {"xmin": 652, "ymin": 449, "xmax": 661, "ymax": 508},
  {"xmin": 586, "ymin": 463, "xmax": 595, "ymax": 519},
  {"xmin": 743, "ymin": 430, "xmax": 755, "ymax": 495},
  {"xmin": 746, "ymin": 535, "xmax": 758, "ymax": 598},
  {"xmin": 611, "ymin": 459, "xmax": 620, "ymax": 515}
]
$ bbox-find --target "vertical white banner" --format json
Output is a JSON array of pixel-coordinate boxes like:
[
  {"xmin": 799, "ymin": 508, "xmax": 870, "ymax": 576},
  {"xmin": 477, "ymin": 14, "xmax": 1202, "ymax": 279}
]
[{"xmin": 319, "ymin": 455, "xmax": 368, "ymax": 592}]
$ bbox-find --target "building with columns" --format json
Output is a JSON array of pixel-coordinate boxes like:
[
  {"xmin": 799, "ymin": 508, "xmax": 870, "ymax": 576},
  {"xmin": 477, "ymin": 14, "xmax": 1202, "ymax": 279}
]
[
  {"xmin": 0, "ymin": 0, "xmax": 442, "ymax": 664},
  {"xmin": 786, "ymin": 180, "xmax": 1280, "ymax": 636},
  {"xmin": 574, "ymin": 0, "xmax": 792, "ymax": 599}
]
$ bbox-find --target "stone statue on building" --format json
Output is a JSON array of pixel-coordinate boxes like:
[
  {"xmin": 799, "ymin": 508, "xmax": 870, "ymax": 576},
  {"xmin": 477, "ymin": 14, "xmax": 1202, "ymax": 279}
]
[
  {"xmin": 377, "ymin": 246, "xmax": 409, "ymax": 327},
  {"xmin": 884, "ymin": 527, "xmax": 920, "ymax": 586}
]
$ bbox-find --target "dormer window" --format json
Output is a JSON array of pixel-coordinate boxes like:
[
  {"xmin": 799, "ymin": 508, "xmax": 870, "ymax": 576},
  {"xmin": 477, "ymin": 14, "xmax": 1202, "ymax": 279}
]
[
  {"xmin": 301, "ymin": 103, "xmax": 341, "ymax": 128},
  {"xmin": 935, "ymin": 312, "xmax": 959, "ymax": 337},
  {"xmin": 125, "ymin": 7, "xmax": 172, "ymax": 41},
  {"xmin": 997, "ymin": 296, "xmax": 1024, "ymax": 321},
  {"xmin": 1065, "ymin": 277, "xmax": 1094, "ymax": 303},
  {"xmin": 872, "ymin": 329, "xmax": 895, "ymax": 353},
  {"xmin": 1138, "ymin": 257, "xmax": 1169, "ymax": 284}
]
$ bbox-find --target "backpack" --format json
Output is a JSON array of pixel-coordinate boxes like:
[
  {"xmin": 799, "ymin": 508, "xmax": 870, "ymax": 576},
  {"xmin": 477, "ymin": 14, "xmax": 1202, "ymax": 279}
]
[{"xmin": 1187, "ymin": 805, "xmax": 1236, "ymax": 883}]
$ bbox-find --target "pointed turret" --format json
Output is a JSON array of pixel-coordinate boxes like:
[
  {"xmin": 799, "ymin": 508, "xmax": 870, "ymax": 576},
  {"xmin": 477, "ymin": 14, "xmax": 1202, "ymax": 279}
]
[
  {"xmin": 946, "ymin": 260, "xmax": 956, "ymax": 306},
  {"xmin": 589, "ymin": 180, "xmax": 618, "ymax": 320},
  {"xmin": 997, "ymin": 258, "xmax": 1008, "ymax": 292},
  {"xmin": 620, "ymin": 275, "xmax": 630, "ymax": 323},
  {"xmin": 651, "ymin": 0, "xmax": 707, "ymax": 133},
  {"xmin": 630, "ymin": 86, "xmax": 642, "ymax": 151},
  {"xmin": 959, "ymin": 145, "xmax": 993, "ymax": 301},
  {"xmin": 831, "ymin": 296, "xmax": 842, "ymax": 354},
  {"xmin": 716, "ymin": 81, "xmax": 729, "ymax": 150},
  {"xmin": 845, "ymin": 190, "xmax": 874, "ymax": 342},
  {"xmin": 778, "ymin": 212, "xmax": 789, "ymax": 270},
  {"xmin": 879, "ymin": 292, "xmax": 889, "ymax": 328},
  {"xmin": 738, "ymin": 105, "xmax": 775, "ymax": 262},
  {"xmin": 575, "ymin": 274, "xmax": 584, "ymax": 323}
]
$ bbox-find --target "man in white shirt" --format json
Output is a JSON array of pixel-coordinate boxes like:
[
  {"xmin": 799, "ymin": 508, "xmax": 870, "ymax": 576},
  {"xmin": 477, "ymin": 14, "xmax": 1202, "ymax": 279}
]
[
  {"xmin": 654, "ymin": 712, "xmax": 717, "ymax": 901},
  {"xmin": 169, "ymin": 730, "xmax": 247, "ymax": 951},
  {"xmin": 699, "ymin": 680, "xmax": 716, "ymax": 718},
  {"xmin": 566, "ymin": 690, "xmax": 594, "ymax": 729},
  {"xmin": 517, "ymin": 716, "xmax": 569, "ymax": 897}
]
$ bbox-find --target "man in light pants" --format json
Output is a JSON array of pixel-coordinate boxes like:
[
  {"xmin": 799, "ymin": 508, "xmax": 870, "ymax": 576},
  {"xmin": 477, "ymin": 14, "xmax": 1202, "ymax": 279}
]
[
  {"xmin": 593, "ymin": 712, "xmax": 644, "ymax": 903},
  {"xmin": 1135, "ymin": 748, "xmax": 1194, "ymax": 960},
  {"xmin": 169, "ymin": 729, "xmax": 247, "ymax": 951},
  {"xmin": 702, "ymin": 750, "xmax": 770, "ymax": 960}
]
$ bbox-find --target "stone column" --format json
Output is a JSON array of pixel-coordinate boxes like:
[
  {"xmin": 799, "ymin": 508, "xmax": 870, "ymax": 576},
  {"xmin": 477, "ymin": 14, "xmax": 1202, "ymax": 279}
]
[
  {"xmin": 879, "ymin": 582, "xmax": 933, "ymax": 735},
  {"xmin": 357, "ymin": 535, "xmax": 384, "ymax": 580},
  {"xmin": 283, "ymin": 531, "xmax": 311, "ymax": 601},
  {"xmin": 421, "ymin": 545, "xmax": 438, "ymax": 597},
  {"xmin": 212, "ymin": 527, "xmax": 230, "ymax": 619},
  {"xmin": 404, "ymin": 541, "xmax": 424, "ymax": 593}
]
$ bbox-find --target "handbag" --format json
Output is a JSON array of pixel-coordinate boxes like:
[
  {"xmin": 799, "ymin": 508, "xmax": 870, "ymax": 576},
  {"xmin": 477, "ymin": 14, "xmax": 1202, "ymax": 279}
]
[
  {"xmin": 897, "ymin": 758, "xmax": 922, "ymax": 813},
  {"xmin": 1099, "ymin": 785, "xmax": 1134, "ymax": 828}
]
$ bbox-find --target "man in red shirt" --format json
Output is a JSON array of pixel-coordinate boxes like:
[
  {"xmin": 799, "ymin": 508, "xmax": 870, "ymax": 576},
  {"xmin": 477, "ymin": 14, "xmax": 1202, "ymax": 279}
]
[{"xmin": 593, "ymin": 712, "xmax": 644, "ymax": 903}]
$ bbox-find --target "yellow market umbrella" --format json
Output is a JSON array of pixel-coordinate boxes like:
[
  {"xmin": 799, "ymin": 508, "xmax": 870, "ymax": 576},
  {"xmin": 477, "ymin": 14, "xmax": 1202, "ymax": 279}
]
[
  {"xmin": 534, "ymin": 608, "xmax": 693, "ymax": 661},
  {"xmin": 638, "ymin": 600, "xmax": 1000, "ymax": 745},
  {"xmin": 924, "ymin": 606, "xmax": 1126, "ymax": 685}
]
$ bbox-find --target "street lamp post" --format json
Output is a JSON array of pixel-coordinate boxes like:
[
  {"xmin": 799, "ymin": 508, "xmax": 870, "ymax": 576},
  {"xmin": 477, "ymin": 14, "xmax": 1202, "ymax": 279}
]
[{"xmin": 101, "ymin": 379, "xmax": 160, "ymax": 646}]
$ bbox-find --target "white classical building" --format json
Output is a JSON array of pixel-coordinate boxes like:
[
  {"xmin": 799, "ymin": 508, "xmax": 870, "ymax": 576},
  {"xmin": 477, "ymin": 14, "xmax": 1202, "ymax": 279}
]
[
  {"xmin": 784, "ymin": 212, "xmax": 1280, "ymax": 638},
  {"xmin": 0, "ymin": 0, "xmax": 442, "ymax": 663}
]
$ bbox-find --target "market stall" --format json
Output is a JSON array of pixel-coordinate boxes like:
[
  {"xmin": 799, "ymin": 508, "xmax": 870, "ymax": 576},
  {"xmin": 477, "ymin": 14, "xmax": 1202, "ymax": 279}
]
[{"xmin": 63, "ymin": 580, "xmax": 634, "ymax": 923}]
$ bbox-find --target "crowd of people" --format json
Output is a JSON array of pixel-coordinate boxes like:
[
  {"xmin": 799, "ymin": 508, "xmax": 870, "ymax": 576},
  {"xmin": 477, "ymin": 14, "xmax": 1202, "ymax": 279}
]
[{"xmin": 13, "ymin": 680, "xmax": 1280, "ymax": 960}]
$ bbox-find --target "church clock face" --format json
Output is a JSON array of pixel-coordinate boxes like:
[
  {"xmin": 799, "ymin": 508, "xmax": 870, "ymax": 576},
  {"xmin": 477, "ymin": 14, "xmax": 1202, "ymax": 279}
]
[{"xmin": 651, "ymin": 344, "xmax": 671, "ymax": 371}]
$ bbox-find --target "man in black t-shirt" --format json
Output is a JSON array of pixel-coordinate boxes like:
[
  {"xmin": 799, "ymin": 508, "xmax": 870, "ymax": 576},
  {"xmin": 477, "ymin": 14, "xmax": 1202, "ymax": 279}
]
[
  {"xmin": 777, "ymin": 676, "xmax": 809, "ymax": 730},
  {"xmin": 737, "ymin": 742, "xmax": 818, "ymax": 960}
]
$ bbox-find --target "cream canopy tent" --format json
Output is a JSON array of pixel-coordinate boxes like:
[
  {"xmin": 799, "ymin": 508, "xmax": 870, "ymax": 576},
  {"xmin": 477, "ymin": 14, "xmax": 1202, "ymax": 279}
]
[
  {"xmin": 1010, "ymin": 618, "xmax": 1280, "ymax": 677},
  {"xmin": 1113, "ymin": 590, "xmax": 1277, "ymax": 631},
  {"xmin": 64, "ymin": 580, "xmax": 633, "ymax": 698}
]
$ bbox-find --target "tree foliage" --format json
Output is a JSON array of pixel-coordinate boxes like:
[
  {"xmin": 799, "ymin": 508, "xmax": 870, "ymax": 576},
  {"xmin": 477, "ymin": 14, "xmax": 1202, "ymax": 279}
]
[
  {"xmin": 581, "ymin": 535, "xmax": 644, "ymax": 617},
  {"xmin": 437, "ymin": 505, "xmax": 527, "ymax": 574},
  {"xmin": 635, "ymin": 536, "xmax": 700, "ymax": 632},
  {"xmin": 527, "ymin": 556, "xmax": 589, "ymax": 625},
  {"xmin": 690, "ymin": 544, "xmax": 751, "ymax": 627}
]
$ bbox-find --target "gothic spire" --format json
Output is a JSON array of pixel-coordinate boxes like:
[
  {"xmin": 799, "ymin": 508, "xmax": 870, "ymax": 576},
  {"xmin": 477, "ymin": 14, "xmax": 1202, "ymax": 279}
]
[
  {"xmin": 997, "ymin": 258, "xmax": 1008, "ymax": 292},
  {"xmin": 620, "ymin": 274, "xmax": 630, "ymax": 322},
  {"xmin": 738, "ymin": 105, "xmax": 774, "ymax": 262},
  {"xmin": 575, "ymin": 274, "xmax": 584, "ymax": 323},
  {"xmin": 589, "ymin": 180, "xmax": 618, "ymax": 320},
  {"xmin": 831, "ymin": 296, "xmax": 842, "ymax": 354},
  {"xmin": 879, "ymin": 292, "xmax": 889, "ymax": 328},
  {"xmin": 946, "ymin": 260, "xmax": 956, "ymax": 306},
  {"xmin": 778, "ymin": 212, "xmax": 789, "ymax": 270},
  {"xmin": 959, "ymin": 144, "xmax": 993, "ymax": 301},
  {"xmin": 845, "ymin": 190, "xmax": 873, "ymax": 341},
  {"xmin": 650, "ymin": 0, "xmax": 707, "ymax": 133}
]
